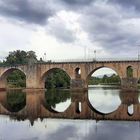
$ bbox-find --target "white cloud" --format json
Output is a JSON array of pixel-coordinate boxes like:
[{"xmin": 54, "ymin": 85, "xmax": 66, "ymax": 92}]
[
  {"xmin": 0, "ymin": 0, "xmax": 140, "ymax": 61},
  {"xmin": 0, "ymin": 17, "xmax": 33, "ymax": 60},
  {"xmin": 29, "ymin": 27, "xmax": 86, "ymax": 60}
]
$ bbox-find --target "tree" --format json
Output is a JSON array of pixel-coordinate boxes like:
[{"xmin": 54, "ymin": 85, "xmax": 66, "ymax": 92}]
[
  {"xmin": 102, "ymin": 75, "xmax": 108, "ymax": 83},
  {"xmin": 45, "ymin": 69, "xmax": 70, "ymax": 89},
  {"xmin": 88, "ymin": 74, "xmax": 120, "ymax": 85},
  {"xmin": 5, "ymin": 50, "xmax": 37, "ymax": 65},
  {"xmin": 7, "ymin": 70, "xmax": 26, "ymax": 87},
  {"xmin": 27, "ymin": 51, "xmax": 37, "ymax": 65}
]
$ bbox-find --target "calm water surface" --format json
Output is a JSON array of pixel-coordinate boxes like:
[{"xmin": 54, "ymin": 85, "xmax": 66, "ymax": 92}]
[
  {"xmin": 88, "ymin": 85, "xmax": 121, "ymax": 113},
  {"xmin": 0, "ymin": 116, "xmax": 140, "ymax": 140},
  {"xmin": 0, "ymin": 86, "xmax": 140, "ymax": 140}
]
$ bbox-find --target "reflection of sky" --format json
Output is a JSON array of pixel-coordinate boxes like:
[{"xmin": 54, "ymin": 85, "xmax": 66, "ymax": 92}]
[
  {"xmin": 88, "ymin": 88, "xmax": 121, "ymax": 113},
  {"xmin": 128, "ymin": 104, "xmax": 134, "ymax": 115},
  {"xmin": 52, "ymin": 99, "xmax": 71, "ymax": 112},
  {"xmin": 137, "ymin": 92, "xmax": 140, "ymax": 103},
  {"xmin": 0, "ymin": 115, "xmax": 140, "ymax": 140},
  {"xmin": 50, "ymin": 87, "xmax": 122, "ymax": 113}
]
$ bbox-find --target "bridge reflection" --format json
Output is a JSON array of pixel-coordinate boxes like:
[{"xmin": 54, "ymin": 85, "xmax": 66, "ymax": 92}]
[{"xmin": 0, "ymin": 89, "xmax": 140, "ymax": 125}]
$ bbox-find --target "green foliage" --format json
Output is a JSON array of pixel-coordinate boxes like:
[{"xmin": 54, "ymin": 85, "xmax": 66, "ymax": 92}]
[
  {"xmin": 7, "ymin": 70, "xmax": 26, "ymax": 87},
  {"xmin": 89, "ymin": 74, "xmax": 120, "ymax": 85},
  {"xmin": 4, "ymin": 50, "xmax": 37, "ymax": 65},
  {"xmin": 45, "ymin": 69, "xmax": 70, "ymax": 89},
  {"xmin": 89, "ymin": 76, "xmax": 101, "ymax": 85}
]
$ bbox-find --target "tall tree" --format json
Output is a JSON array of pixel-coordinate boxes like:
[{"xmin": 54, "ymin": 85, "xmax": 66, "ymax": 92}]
[{"xmin": 5, "ymin": 50, "xmax": 37, "ymax": 65}]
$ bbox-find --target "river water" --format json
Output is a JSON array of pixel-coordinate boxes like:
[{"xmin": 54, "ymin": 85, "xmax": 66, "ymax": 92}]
[{"xmin": 0, "ymin": 86, "xmax": 140, "ymax": 140}]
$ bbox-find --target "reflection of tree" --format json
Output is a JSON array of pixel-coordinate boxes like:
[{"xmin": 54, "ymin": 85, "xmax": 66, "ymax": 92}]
[
  {"xmin": 7, "ymin": 90, "xmax": 26, "ymax": 112},
  {"xmin": 44, "ymin": 89, "xmax": 71, "ymax": 109}
]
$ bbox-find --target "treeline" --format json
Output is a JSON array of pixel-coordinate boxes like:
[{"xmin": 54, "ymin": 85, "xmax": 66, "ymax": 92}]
[
  {"xmin": 0, "ymin": 50, "xmax": 38, "ymax": 66},
  {"xmin": 89, "ymin": 74, "xmax": 120, "ymax": 85}
]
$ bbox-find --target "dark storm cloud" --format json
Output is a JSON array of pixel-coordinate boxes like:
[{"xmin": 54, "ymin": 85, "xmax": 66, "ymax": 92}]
[
  {"xmin": 80, "ymin": 2, "xmax": 140, "ymax": 55},
  {"xmin": 0, "ymin": 0, "xmax": 94, "ymax": 25},
  {"xmin": 0, "ymin": 0, "xmax": 53, "ymax": 24},
  {"xmin": 61, "ymin": 0, "xmax": 93, "ymax": 5},
  {"xmin": 0, "ymin": 0, "xmax": 140, "ymax": 56},
  {"xmin": 46, "ymin": 12, "xmax": 77, "ymax": 43},
  {"xmin": 49, "ymin": 26, "xmax": 76, "ymax": 43},
  {"xmin": 109, "ymin": 0, "xmax": 140, "ymax": 11},
  {"xmin": 52, "ymin": 0, "xmax": 95, "ymax": 11},
  {"xmin": 48, "ymin": 0, "xmax": 140, "ymax": 51}
]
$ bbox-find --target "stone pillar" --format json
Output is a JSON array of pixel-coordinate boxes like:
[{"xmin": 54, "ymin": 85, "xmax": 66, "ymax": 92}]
[
  {"xmin": 0, "ymin": 77, "xmax": 7, "ymax": 90},
  {"xmin": 0, "ymin": 91, "xmax": 7, "ymax": 106},
  {"xmin": 0, "ymin": 67, "xmax": 7, "ymax": 90},
  {"xmin": 70, "ymin": 79, "xmax": 86, "ymax": 90},
  {"xmin": 26, "ymin": 64, "xmax": 44, "ymax": 89},
  {"xmin": 121, "ymin": 78, "xmax": 138, "ymax": 91}
]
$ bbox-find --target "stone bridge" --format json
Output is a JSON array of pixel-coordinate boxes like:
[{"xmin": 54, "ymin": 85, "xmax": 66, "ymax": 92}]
[{"xmin": 0, "ymin": 59, "xmax": 140, "ymax": 91}]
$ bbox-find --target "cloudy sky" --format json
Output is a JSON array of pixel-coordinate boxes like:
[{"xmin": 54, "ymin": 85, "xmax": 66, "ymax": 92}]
[{"xmin": 0, "ymin": 0, "xmax": 140, "ymax": 61}]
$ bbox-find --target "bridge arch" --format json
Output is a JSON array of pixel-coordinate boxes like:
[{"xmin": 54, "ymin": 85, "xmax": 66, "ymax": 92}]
[
  {"xmin": 87, "ymin": 67, "xmax": 121, "ymax": 114},
  {"xmin": 40, "ymin": 68, "xmax": 71, "ymax": 89},
  {"xmin": 87, "ymin": 97, "xmax": 121, "ymax": 115},
  {"xmin": 0, "ymin": 68, "xmax": 26, "ymax": 89},
  {"xmin": 126, "ymin": 66, "xmax": 133, "ymax": 78},
  {"xmin": 86, "ymin": 66, "xmax": 121, "ymax": 87},
  {"xmin": 75, "ymin": 67, "xmax": 81, "ymax": 79},
  {"xmin": 41, "ymin": 89, "xmax": 71, "ymax": 113}
]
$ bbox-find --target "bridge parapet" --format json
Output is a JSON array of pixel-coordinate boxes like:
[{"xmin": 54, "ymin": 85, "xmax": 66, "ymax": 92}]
[{"xmin": 38, "ymin": 57, "xmax": 140, "ymax": 63}]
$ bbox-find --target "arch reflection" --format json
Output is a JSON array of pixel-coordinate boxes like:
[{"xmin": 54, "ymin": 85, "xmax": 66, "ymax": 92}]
[
  {"xmin": 88, "ymin": 86, "xmax": 121, "ymax": 114},
  {"xmin": 0, "ymin": 89, "xmax": 140, "ymax": 124},
  {"xmin": 0, "ymin": 89, "xmax": 26, "ymax": 112},
  {"xmin": 43, "ymin": 89, "xmax": 71, "ymax": 112}
]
